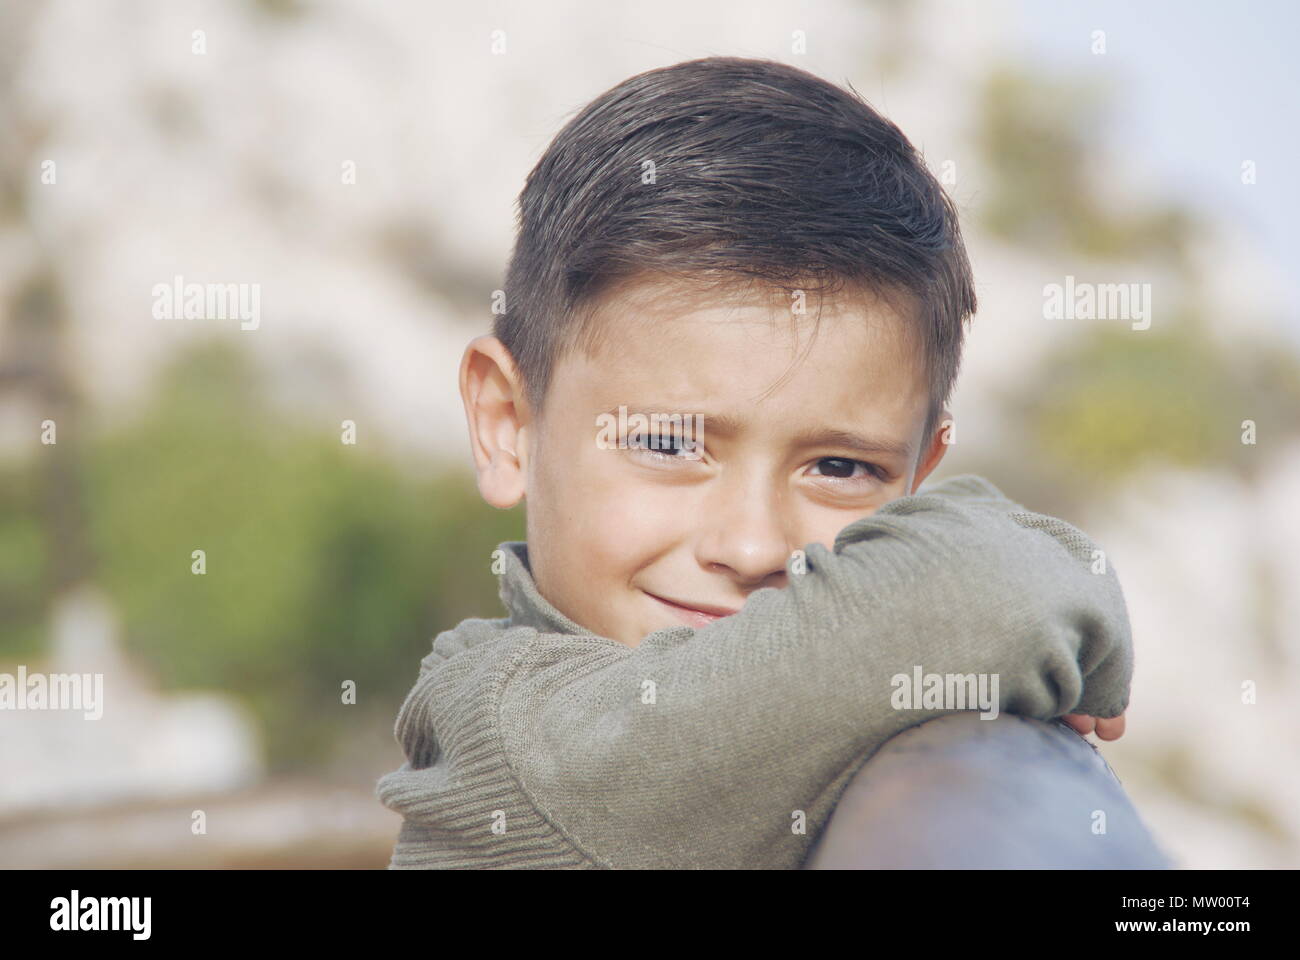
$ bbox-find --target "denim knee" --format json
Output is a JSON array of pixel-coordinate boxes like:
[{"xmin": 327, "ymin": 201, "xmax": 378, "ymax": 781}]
[{"xmin": 804, "ymin": 712, "xmax": 1175, "ymax": 869}]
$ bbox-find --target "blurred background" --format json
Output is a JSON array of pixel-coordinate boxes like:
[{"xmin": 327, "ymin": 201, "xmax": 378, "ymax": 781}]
[{"xmin": 1, "ymin": 0, "xmax": 1297, "ymax": 868}]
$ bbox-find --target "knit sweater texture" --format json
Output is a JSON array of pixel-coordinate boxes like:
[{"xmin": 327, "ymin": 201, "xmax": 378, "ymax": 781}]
[{"xmin": 374, "ymin": 474, "xmax": 1133, "ymax": 869}]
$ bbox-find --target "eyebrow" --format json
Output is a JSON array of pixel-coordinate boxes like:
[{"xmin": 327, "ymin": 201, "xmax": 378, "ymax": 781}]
[{"xmin": 597, "ymin": 406, "xmax": 914, "ymax": 461}]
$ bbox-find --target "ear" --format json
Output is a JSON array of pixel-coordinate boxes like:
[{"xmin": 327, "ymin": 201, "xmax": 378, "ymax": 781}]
[
  {"xmin": 910, "ymin": 408, "xmax": 952, "ymax": 494},
  {"xmin": 459, "ymin": 334, "xmax": 530, "ymax": 508}
]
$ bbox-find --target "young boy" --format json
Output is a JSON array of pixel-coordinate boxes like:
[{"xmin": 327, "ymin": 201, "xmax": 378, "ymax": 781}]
[{"xmin": 375, "ymin": 57, "xmax": 1134, "ymax": 869}]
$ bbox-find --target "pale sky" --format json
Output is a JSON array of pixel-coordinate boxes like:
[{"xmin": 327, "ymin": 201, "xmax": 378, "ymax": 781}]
[{"xmin": 1017, "ymin": 0, "xmax": 1300, "ymax": 341}]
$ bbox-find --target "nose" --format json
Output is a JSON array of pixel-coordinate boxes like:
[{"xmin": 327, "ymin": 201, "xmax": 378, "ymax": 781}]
[{"xmin": 694, "ymin": 468, "xmax": 794, "ymax": 587}]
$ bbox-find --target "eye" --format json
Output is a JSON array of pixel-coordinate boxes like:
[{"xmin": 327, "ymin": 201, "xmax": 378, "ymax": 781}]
[
  {"xmin": 808, "ymin": 457, "xmax": 885, "ymax": 482},
  {"xmin": 625, "ymin": 432, "xmax": 701, "ymax": 462}
]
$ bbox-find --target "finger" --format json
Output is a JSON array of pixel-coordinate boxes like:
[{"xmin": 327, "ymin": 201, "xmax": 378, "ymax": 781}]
[
  {"xmin": 1062, "ymin": 713, "xmax": 1096, "ymax": 736},
  {"xmin": 1095, "ymin": 713, "xmax": 1127, "ymax": 741}
]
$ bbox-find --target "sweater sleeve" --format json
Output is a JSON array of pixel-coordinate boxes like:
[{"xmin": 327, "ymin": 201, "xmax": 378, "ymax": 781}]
[{"xmin": 496, "ymin": 474, "xmax": 1134, "ymax": 868}]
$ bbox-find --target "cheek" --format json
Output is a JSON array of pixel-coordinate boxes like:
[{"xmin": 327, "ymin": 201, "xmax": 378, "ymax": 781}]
[
  {"xmin": 801, "ymin": 480, "xmax": 909, "ymax": 549},
  {"xmin": 882, "ymin": 471, "xmax": 917, "ymax": 500},
  {"xmin": 538, "ymin": 449, "xmax": 666, "ymax": 572},
  {"xmin": 574, "ymin": 484, "xmax": 676, "ymax": 571}
]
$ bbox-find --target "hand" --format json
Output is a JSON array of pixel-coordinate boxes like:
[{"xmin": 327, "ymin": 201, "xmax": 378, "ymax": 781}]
[{"xmin": 1062, "ymin": 710, "xmax": 1126, "ymax": 741}]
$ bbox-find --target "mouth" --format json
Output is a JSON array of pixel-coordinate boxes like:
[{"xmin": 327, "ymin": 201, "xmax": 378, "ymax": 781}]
[{"xmin": 644, "ymin": 591, "xmax": 742, "ymax": 628}]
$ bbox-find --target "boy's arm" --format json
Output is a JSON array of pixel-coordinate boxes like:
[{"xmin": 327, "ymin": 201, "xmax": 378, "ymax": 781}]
[{"xmin": 499, "ymin": 474, "xmax": 1133, "ymax": 867}]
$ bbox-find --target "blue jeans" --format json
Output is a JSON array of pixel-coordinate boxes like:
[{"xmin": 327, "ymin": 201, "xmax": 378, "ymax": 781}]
[{"xmin": 804, "ymin": 712, "xmax": 1175, "ymax": 869}]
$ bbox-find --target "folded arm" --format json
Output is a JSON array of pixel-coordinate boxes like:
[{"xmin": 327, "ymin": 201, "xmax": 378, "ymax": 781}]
[{"xmin": 499, "ymin": 474, "xmax": 1133, "ymax": 867}]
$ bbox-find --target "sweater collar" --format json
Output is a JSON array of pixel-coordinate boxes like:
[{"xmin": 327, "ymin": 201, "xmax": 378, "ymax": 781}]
[{"xmin": 495, "ymin": 541, "xmax": 594, "ymax": 636}]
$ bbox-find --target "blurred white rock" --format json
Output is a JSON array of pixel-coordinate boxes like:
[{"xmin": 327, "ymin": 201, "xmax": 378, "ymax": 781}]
[{"xmin": 0, "ymin": 582, "xmax": 262, "ymax": 818}]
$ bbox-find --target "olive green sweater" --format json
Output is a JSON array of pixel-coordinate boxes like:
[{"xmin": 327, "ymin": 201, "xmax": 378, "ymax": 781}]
[{"xmin": 375, "ymin": 474, "xmax": 1133, "ymax": 869}]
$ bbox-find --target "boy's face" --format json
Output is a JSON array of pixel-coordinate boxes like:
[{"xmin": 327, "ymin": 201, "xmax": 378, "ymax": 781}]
[{"xmin": 462, "ymin": 276, "xmax": 949, "ymax": 648}]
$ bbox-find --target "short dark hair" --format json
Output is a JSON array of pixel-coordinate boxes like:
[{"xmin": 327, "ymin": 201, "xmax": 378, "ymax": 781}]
[{"xmin": 495, "ymin": 56, "xmax": 976, "ymax": 444}]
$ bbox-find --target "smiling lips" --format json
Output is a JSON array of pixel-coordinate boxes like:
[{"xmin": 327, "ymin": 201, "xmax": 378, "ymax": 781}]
[{"xmin": 647, "ymin": 592, "xmax": 741, "ymax": 628}]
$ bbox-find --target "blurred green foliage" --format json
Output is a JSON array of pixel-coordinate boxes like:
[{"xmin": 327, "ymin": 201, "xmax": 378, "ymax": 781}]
[
  {"xmin": 972, "ymin": 66, "xmax": 1300, "ymax": 503},
  {"xmin": 2, "ymin": 339, "xmax": 524, "ymax": 771},
  {"xmin": 0, "ymin": 458, "xmax": 47, "ymax": 658},
  {"xmin": 1008, "ymin": 317, "xmax": 1300, "ymax": 497},
  {"xmin": 976, "ymin": 68, "xmax": 1197, "ymax": 264}
]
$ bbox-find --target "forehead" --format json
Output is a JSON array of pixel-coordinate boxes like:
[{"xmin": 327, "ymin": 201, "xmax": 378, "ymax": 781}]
[{"xmin": 554, "ymin": 274, "xmax": 929, "ymax": 427}]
